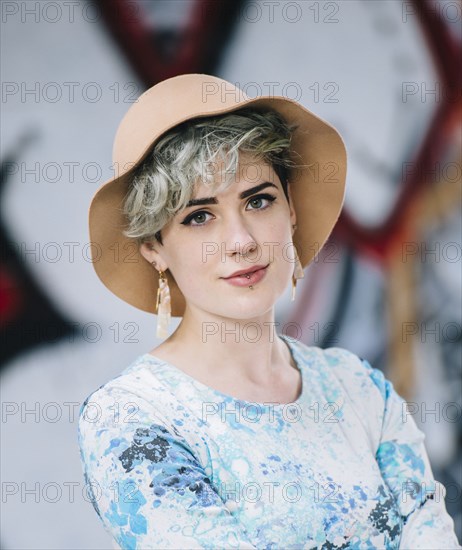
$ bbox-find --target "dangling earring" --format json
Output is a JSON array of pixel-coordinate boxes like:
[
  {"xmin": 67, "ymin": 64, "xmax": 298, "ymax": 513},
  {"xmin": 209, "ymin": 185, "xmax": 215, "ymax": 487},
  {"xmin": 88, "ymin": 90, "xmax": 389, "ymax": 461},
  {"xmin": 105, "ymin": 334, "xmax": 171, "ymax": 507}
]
[
  {"xmin": 291, "ymin": 225, "xmax": 304, "ymax": 301},
  {"xmin": 154, "ymin": 265, "xmax": 171, "ymax": 338}
]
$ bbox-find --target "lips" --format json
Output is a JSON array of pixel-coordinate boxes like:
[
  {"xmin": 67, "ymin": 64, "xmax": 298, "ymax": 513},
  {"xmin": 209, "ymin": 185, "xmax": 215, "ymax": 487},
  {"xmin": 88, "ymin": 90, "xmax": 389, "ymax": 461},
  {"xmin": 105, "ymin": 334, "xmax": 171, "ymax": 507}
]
[
  {"xmin": 223, "ymin": 264, "xmax": 269, "ymax": 279},
  {"xmin": 221, "ymin": 264, "xmax": 269, "ymax": 287}
]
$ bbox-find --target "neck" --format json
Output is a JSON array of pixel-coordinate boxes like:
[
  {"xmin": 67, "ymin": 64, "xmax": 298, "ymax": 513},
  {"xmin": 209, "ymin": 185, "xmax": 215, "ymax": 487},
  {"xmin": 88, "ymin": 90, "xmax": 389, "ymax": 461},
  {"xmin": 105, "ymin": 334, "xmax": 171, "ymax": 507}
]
[{"xmin": 162, "ymin": 305, "xmax": 293, "ymax": 385}]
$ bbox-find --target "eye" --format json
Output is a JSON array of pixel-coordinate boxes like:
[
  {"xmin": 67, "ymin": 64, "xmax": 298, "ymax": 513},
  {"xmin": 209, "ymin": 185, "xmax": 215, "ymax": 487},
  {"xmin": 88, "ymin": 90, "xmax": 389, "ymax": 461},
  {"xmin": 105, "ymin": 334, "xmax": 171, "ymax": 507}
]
[
  {"xmin": 181, "ymin": 193, "xmax": 276, "ymax": 227},
  {"xmin": 181, "ymin": 210, "xmax": 213, "ymax": 227},
  {"xmin": 246, "ymin": 193, "xmax": 277, "ymax": 210}
]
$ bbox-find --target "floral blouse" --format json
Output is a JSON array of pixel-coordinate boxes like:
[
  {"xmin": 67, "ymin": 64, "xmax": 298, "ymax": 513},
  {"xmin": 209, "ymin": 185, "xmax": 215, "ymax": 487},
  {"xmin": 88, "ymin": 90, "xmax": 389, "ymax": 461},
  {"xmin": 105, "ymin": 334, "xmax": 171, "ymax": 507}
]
[{"xmin": 77, "ymin": 333, "xmax": 461, "ymax": 549}]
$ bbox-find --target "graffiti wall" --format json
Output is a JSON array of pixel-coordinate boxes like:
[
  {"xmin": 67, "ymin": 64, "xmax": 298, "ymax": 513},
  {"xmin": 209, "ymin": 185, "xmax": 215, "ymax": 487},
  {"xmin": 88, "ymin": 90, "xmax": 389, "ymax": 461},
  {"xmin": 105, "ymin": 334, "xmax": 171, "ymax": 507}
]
[{"xmin": 1, "ymin": 0, "xmax": 460, "ymax": 547}]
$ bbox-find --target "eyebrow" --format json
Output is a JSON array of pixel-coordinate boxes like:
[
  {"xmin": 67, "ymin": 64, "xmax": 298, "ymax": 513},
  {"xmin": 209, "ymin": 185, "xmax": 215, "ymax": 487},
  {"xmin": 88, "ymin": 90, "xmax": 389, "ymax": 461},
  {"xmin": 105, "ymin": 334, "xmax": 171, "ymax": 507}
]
[{"xmin": 185, "ymin": 182, "xmax": 279, "ymax": 208}]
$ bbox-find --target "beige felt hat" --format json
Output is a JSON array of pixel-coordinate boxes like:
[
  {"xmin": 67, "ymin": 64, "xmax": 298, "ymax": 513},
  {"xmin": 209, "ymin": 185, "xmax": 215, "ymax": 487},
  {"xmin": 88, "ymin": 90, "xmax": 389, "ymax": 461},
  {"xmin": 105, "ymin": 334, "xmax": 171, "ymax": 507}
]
[{"xmin": 88, "ymin": 73, "xmax": 347, "ymax": 317}]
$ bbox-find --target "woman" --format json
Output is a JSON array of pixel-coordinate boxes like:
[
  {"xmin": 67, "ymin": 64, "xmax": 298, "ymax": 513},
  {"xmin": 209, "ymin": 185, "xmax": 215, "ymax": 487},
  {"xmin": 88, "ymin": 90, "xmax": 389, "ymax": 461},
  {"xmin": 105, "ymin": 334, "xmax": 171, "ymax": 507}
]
[{"xmin": 78, "ymin": 74, "xmax": 460, "ymax": 549}]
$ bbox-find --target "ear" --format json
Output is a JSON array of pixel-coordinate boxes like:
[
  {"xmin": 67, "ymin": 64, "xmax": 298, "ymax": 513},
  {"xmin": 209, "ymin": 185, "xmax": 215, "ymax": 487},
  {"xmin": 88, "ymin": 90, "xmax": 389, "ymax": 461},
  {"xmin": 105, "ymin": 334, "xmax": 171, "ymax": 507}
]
[
  {"xmin": 139, "ymin": 241, "xmax": 168, "ymax": 272},
  {"xmin": 287, "ymin": 184, "xmax": 297, "ymax": 231}
]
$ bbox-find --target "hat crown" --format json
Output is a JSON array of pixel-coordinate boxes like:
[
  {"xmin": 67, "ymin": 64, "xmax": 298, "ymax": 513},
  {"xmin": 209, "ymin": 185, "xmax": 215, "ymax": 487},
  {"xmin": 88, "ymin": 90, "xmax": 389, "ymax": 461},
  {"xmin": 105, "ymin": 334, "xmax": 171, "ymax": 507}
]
[{"xmin": 112, "ymin": 74, "xmax": 249, "ymax": 174}]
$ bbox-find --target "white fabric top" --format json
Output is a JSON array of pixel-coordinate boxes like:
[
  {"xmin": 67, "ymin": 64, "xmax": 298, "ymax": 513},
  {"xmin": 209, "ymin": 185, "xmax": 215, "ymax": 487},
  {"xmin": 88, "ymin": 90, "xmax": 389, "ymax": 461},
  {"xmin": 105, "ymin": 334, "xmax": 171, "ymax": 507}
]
[{"xmin": 78, "ymin": 334, "xmax": 461, "ymax": 549}]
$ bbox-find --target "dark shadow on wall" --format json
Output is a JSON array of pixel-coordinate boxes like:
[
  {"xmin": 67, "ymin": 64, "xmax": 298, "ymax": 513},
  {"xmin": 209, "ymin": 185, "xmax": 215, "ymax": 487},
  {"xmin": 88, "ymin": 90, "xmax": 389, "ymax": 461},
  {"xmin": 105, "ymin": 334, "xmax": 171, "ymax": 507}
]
[{"xmin": 0, "ymin": 132, "xmax": 80, "ymax": 368}]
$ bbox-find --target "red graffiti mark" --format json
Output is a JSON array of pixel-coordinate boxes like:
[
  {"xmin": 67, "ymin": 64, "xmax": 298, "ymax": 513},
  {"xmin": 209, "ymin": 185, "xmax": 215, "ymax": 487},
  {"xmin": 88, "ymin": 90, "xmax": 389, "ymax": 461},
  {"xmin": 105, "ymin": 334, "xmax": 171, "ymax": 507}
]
[
  {"xmin": 98, "ymin": 0, "xmax": 238, "ymax": 83},
  {"xmin": 336, "ymin": 0, "xmax": 461, "ymax": 264},
  {"xmin": 0, "ymin": 265, "xmax": 23, "ymax": 327}
]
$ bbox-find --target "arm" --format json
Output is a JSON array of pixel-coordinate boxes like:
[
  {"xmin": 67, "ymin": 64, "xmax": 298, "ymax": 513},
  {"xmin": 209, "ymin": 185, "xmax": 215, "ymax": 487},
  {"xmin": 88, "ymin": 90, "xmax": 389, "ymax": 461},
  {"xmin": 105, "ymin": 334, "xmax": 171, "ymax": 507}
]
[
  {"xmin": 78, "ymin": 386, "xmax": 257, "ymax": 550},
  {"xmin": 360, "ymin": 359, "xmax": 461, "ymax": 549}
]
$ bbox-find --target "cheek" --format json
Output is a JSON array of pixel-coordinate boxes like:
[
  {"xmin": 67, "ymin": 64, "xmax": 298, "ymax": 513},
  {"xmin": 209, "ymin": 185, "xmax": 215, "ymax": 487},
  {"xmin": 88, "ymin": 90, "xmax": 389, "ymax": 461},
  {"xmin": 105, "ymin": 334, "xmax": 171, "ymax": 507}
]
[
  {"xmin": 276, "ymin": 251, "xmax": 295, "ymax": 283},
  {"xmin": 274, "ymin": 231, "xmax": 297, "ymax": 278},
  {"xmin": 271, "ymin": 223, "xmax": 293, "ymax": 253},
  {"xmin": 169, "ymin": 249, "xmax": 216, "ymax": 296}
]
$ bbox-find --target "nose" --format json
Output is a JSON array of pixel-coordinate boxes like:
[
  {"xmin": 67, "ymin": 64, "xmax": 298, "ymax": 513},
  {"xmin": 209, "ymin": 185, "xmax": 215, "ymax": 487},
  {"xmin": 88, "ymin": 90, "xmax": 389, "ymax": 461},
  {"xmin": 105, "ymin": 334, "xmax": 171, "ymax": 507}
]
[{"xmin": 221, "ymin": 212, "xmax": 258, "ymax": 259}]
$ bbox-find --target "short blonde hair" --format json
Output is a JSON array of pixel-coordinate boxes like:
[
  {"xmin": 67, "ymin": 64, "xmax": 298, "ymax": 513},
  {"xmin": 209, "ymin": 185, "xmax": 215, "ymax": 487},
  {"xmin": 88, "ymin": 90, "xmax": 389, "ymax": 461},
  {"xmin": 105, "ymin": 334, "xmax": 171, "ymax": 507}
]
[{"xmin": 122, "ymin": 107, "xmax": 298, "ymax": 245}]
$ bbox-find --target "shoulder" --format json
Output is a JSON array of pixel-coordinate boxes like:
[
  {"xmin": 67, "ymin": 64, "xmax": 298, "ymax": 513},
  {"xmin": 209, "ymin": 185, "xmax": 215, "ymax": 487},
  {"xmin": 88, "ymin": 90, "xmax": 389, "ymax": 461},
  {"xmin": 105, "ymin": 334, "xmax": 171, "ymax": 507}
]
[
  {"xmin": 286, "ymin": 336, "xmax": 391, "ymax": 449},
  {"xmin": 288, "ymin": 335, "xmax": 390, "ymax": 402},
  {"xmin": 77, "ymin": 354, "xmax": 185, "ymax": 447},
  {"xmin": 76, "ymin": 355, "xmax": 212, "ymax": 485},
  {"xmin": 78, "ymin": 355, "xmax": 154, "ymax": 420}
]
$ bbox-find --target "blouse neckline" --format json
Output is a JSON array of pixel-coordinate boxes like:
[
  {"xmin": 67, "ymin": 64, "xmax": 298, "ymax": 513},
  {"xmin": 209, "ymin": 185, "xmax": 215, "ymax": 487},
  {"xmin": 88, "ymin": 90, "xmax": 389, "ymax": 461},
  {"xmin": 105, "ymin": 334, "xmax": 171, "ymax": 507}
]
[{"xmin": 140, "ymin": 333, "xmax": 305, "ymax": 411}]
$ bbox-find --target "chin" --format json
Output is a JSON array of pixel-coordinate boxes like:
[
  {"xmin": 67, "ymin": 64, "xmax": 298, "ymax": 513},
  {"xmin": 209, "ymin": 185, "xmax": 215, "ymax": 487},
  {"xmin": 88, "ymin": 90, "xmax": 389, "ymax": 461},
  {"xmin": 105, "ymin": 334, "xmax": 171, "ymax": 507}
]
[{"xmin": 224, "ymin": 296, "xmax": 278, "ymax": 320}]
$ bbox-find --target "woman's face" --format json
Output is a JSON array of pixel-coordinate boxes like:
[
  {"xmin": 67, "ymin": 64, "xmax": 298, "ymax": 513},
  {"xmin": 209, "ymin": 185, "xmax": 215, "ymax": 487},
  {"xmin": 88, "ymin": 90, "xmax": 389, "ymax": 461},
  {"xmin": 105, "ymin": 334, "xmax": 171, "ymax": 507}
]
[{"xmin": 140, "ymin": 150, "xmax": 297, "ymax": 322}]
